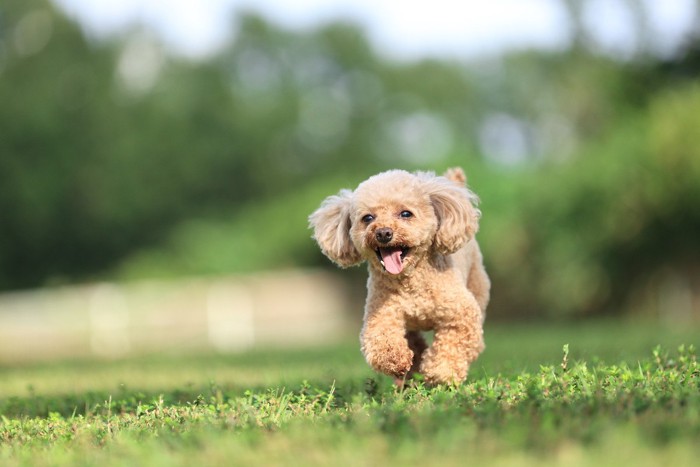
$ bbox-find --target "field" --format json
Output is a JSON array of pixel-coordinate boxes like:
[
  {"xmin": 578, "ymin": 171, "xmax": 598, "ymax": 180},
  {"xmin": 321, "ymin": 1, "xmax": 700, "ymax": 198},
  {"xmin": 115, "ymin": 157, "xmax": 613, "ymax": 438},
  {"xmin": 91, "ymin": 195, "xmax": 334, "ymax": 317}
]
[{"xmin": 1, "ymin": 320, "xmax": 699, "ymax": 466}]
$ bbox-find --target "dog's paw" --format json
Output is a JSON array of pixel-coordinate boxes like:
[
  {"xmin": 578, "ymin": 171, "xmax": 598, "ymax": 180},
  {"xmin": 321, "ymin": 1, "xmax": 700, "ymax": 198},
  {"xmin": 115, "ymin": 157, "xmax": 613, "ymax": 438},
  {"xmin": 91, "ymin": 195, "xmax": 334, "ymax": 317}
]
[
  {"xmin": 420, "ymin": 352, "xmax": 469, "ymax": 386},
  {"xmin": 364, "ymin": 343, "xmax": 413, "ymax": 379}
]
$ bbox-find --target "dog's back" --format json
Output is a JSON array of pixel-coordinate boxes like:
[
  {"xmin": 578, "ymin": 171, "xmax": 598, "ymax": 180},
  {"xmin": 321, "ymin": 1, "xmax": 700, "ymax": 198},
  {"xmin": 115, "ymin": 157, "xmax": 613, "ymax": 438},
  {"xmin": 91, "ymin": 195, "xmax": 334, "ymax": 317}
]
[{"xmin": 442, "ymin": 167, "xmax": 490, "ymax": 318}]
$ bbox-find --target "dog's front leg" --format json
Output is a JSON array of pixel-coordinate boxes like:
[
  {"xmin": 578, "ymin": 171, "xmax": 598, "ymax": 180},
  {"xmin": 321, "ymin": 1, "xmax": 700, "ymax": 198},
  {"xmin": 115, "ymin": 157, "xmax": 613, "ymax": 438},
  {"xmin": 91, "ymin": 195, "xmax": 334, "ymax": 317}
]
[
  {"xmin": 360, "ymin": 309, "xmax": 413, "ymax": 380},
  {"xmin": 419, "ymin": 301, "xmax": 484, "ymax": 385}
]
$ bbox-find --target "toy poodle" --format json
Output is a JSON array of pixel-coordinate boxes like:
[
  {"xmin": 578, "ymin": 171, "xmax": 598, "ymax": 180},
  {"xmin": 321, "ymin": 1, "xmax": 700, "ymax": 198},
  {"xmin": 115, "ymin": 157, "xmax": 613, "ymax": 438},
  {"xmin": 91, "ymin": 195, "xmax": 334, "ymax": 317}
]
[{"xmin": 309, "ymin": 167, "xmax": 489, "ymax": 386}]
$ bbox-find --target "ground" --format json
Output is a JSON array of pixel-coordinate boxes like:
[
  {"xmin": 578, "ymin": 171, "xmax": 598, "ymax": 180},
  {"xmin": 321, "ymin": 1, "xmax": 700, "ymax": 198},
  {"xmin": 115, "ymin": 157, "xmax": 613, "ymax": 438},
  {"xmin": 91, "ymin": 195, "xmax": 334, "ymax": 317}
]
[{"xmin": 0, "ymin": 320, "xmax": 698, "ymax": 466}]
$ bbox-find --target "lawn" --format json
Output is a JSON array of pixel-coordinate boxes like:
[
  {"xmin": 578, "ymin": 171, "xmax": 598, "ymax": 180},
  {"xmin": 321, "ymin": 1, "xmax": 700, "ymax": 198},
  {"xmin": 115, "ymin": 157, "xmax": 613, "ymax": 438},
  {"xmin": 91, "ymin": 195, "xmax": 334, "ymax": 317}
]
[{"xmin": 1, "ymin": 320, "xmax": 698, "ymax": 466}]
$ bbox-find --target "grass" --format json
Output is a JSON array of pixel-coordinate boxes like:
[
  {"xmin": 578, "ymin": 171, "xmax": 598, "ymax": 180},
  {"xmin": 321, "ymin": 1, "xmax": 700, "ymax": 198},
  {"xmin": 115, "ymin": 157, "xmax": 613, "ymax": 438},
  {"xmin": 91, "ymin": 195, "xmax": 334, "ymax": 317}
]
[{"xmin": 1, "ymin": 320, "xmax": 699, "ymax": 466}]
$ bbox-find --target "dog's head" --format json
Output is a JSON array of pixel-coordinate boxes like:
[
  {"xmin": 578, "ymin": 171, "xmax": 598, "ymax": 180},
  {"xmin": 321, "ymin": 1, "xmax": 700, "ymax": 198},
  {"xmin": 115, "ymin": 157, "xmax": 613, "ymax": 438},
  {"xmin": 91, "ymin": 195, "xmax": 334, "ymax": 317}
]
[{"xmin": 309, "ymin": 169, "xmax": 480, "ymax": 275}]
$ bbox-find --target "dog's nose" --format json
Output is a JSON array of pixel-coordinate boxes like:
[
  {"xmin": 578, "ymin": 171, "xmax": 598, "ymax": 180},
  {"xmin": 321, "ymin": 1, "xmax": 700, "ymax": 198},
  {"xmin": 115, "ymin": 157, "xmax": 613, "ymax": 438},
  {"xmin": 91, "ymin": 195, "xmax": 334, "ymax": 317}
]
[{"xmin": 375, "ymin": 227, "xmax": 393, "ymax": 244}]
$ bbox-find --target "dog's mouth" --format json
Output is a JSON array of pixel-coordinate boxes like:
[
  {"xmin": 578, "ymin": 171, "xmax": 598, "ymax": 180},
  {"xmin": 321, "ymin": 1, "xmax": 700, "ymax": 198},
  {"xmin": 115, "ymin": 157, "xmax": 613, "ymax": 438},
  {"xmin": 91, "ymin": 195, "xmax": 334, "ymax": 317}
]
[{"xmin": 375, "ymin": 246, "xmax": 410, "ymax": 275}]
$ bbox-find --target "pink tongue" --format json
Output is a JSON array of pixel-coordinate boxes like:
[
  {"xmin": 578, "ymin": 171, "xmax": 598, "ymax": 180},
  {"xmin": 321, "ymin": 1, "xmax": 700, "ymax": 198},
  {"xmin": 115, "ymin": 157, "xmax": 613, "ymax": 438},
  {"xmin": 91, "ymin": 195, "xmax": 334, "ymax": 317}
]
[{"xmin": 380, "ymin": 248, "xmax": 403, "ymax": 275}]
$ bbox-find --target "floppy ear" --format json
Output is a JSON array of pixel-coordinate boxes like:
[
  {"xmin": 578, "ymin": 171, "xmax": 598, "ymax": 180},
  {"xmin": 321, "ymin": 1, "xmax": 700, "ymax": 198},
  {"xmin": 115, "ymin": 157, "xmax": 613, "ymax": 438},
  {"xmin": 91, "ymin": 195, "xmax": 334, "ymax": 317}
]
[
  {"xmin": 308, "ymin": 189, "xmax": 362, "ymax": 267},
  {"xmin": 420, "ymin": 174, "xmax": 481, "ymax": 255}
]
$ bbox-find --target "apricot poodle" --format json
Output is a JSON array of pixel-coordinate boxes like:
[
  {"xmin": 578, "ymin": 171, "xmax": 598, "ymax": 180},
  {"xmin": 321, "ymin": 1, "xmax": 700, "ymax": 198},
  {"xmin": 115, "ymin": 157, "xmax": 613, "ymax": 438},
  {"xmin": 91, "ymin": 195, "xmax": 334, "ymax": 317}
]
[{"xmin": 309, "ymin": 168, "xmax": 490, "ymax": 386}]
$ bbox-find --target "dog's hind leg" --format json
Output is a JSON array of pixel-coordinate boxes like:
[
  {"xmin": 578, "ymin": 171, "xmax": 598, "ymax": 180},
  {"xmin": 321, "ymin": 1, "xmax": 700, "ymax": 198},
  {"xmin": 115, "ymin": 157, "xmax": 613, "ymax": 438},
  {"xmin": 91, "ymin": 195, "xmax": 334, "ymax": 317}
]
[
  {"xmin": 394, "ymin": 331, "xmax": 428, "ymax": 388},
  {"xmin": 406, "ymin": 330, "xmax": 427, "ymax": 376}
]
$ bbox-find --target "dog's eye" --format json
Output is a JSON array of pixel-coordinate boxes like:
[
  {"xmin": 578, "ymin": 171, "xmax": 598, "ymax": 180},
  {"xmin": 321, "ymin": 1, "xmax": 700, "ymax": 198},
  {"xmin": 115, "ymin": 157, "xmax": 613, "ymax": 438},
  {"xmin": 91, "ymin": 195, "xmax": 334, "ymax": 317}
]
[
  {"xmin": 361, "ymin": 214, "xmax": 374, "ymax": 223},
  {"xmin": 400, "ymin": 210, "xmax": 413, "ymax": 219}
]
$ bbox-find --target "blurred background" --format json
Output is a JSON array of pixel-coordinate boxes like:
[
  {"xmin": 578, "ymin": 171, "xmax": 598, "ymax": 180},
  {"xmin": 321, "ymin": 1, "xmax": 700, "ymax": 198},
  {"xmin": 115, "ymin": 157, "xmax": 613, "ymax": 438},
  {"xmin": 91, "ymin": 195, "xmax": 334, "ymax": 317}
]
[{"xmin": 1, "ymin": 0, "xmax": 699, "ymax": 362}]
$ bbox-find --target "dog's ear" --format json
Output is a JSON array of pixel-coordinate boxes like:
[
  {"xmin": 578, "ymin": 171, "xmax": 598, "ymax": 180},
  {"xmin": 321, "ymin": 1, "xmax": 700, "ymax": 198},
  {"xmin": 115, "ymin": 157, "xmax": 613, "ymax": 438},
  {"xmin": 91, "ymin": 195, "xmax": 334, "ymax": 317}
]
[
  {"xmin": 308, "ymin": 189, "xmax": 362, "ymax": 267},
  {"xmin": 421, "ymin": 174, "xmax": 480, "ymax": 255}
]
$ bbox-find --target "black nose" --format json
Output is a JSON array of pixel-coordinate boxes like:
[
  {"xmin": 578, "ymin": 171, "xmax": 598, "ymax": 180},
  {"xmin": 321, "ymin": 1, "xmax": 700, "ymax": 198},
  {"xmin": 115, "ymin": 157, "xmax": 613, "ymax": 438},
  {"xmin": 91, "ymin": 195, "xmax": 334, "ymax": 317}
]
[{"xmin": 375, "ymin": 227, "xmax": 393, "ymax": 244}]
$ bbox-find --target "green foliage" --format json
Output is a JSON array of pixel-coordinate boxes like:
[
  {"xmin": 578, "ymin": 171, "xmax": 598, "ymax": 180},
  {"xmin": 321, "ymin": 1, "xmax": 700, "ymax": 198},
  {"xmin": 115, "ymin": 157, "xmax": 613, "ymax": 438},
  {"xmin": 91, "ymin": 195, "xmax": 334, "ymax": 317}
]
[
  {"xmin": 0, "ymin": 332, "xmax": 698, "ymax": 466},
  {"xmin": 480, "ymin": 83, "xmax": 700, "ymax": 317},
  {"xmin": 1, "ymin": 1, "xmax": 699, "ymax": 321},
  {"xmin": 115, "ymin": 177, "xmax": 351, "ymax": 279}
]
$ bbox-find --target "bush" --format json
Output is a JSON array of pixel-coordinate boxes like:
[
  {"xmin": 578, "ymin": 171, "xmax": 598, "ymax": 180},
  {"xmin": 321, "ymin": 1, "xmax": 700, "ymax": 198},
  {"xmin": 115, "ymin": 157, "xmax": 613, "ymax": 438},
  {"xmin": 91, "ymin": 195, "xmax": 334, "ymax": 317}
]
[
  {"xmin": 117, "ymin": 81, "xmax": 700, "ymax": 320},
  {"xmin": 480, "ymin": 83, "xmax": 700, "ymax": 318}
]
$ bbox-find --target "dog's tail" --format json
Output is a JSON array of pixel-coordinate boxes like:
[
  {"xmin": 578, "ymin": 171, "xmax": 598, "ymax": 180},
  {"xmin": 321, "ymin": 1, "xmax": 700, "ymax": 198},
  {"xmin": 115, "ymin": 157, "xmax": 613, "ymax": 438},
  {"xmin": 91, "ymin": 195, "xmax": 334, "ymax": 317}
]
[
  {"xmin": 444, "ymin": 167, "xmax": 466, "ymax": 185},
  {"xmin": 444, "ymin": 167, "xmax": 480, "ymax": 210}
]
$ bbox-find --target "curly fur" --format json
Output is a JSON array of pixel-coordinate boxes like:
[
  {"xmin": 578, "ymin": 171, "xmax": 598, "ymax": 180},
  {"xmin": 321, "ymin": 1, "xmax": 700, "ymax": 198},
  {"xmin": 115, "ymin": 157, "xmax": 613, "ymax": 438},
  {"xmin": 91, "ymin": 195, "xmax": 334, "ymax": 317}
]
[{"xmin": 309, "ymin": 167, "xmax": 490, "ymax": 385}]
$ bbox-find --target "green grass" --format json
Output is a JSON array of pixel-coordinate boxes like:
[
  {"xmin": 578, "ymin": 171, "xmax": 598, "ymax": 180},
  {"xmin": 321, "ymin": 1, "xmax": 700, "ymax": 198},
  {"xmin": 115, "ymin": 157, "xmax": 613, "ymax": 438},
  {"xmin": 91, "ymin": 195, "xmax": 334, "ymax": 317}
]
[{"xmin": 1, "ymin": 320, "xmax": 699, "ymax": 466}]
